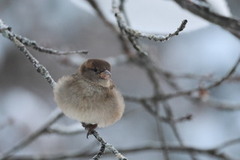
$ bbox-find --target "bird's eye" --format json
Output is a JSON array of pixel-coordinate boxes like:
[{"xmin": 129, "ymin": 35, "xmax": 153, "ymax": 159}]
[{"xmin": 92, "ymin": 68, "xmax": 98, "ymax": 72}]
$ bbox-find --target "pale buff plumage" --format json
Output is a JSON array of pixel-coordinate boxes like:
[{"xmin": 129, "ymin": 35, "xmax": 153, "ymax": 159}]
[{"xmin": 53, "ymin": 59, "xmax": 125, "ymax": 128}]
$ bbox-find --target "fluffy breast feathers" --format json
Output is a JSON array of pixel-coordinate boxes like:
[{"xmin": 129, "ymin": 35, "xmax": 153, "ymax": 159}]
[{"xmin": 53, "ymin": 75, "xmax": 125, "ymax": 127}]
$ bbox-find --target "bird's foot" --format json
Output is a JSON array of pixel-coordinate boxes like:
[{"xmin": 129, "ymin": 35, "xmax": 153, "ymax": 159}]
[{"xmin": 82, "ymin": 123, "xmax": 98, "ymax": 138}]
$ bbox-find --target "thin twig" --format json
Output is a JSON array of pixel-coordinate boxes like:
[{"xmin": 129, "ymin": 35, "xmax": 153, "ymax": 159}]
[
  {"xmin": 0, "ymin": 19, "xmax": 127, "ymax": 160},
  {"xmin": 112, "ymin": 0, "xmax": 149, "ymax": 57},
  {"xmin": 119, "ymin": 0, "xmax": 130, "ymax": 25},
  {"xmin": 162, "ymin": 102, "xmax": 197, "ymax": 160},
  {"xmin": 93, "ymin": 144, "xmax": 106, "ymax": 160},
  {"xmin": 85, "ymin": 0, "xmax": 132, "ymax": 55},
  {"xmin": 174, "ymin": 0, "xmax": 240, "ymax": 38},
  {"xmin": 207, "ymin": 57, "xmax": 240, "ymax": 89},
  {"xmin": 125, "ymin": 56, "xmax": 240, "ymax": 102},
  {"xmin": 192, "ymin": 97, "xmax": 240, "ymax": 111},
  {"xmin": 14, "ymin": 33, "xmax": 88, "ymax": 55},
  {"xmin": 0, "ymin": 109, "xmax": 63, "ymax": 160},
  {"xmin": 154, "ymin": 104, "xmax": 170, "ymax": 160},
  {"xmin": 216, "ymin": 137, "xmax": 240, "ymax": 151},
  {"xmin": 91, "ymin": 130, "xmax": 128, "ymax": 160},
  {"xmin": 123, "ymin": 19, "xmax": 188, "ymax": 42},
  {"xmin": 7, "ymin": 143, "xmax": 235, "ymax": 160},
  {"xmin": 141, "ymin": 100, "xmax": 192, "ymax": 123},
  {"xmin": 112, "ymin": 0, "xmax": 187, "ymax": 42},
  {"xmin": 45, "ymin": 123, "xmax": 85, "ymax": 135},
  {"xmin": 144, "ymin": 65, "xmax": 170, "ymax": 159},
  {"xmin": 0, "ymin": 20, "xmax": 87, "ymax": 56},
  {"xmin": 86, "ymin": 0, "xmax": 116, "ymax": 32},
  {"xmin": 144, "ymin": 60, "xmax": 196, "ymax": 160},
  {"xmin": 0, "ymin": 19, "xmax": 56, "ymax": 87}
]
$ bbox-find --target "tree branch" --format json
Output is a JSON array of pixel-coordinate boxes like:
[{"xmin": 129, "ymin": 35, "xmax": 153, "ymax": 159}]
[
  {"xmin": 14, "ymin": 33, "xmax": 88, "ymax": 55},
  {"xmin": 174, "ymin": 0, "xmax": 240, "ymax": 38},
  {"xmin": 113, "ymin": 0, "xmax": 187, "ymax": 42},
  {"xmin": 0, "ymin": 19, "xmax": 56, "ymax": 87},
  {"xmin": 7, "ymin": 142, "xmax": 236, "ymax": 160},
  {"xmin": 91, "ymin": 131, "xmax": 127, "ymax": 160},
  {"xmin": 0, "ymin": 18, "xmax": 127, "ymax": 160},
  {"xmin": 125, "ymin": 55, "xmax": 240, "ymax": 102},
  {"xmin": 0, "ymin": 109, "xmax": 63, "ymax": 160}
]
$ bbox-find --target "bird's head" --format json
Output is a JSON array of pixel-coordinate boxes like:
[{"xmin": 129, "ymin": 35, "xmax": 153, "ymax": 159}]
[{"xmin": 79, "ymin": 59, "xmax": 112, "ymax": 88}]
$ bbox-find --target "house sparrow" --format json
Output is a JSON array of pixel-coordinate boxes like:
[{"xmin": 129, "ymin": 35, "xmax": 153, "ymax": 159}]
[{"xmin": 53, "ymin": 59, "xmax": 125, "ymax": 137}]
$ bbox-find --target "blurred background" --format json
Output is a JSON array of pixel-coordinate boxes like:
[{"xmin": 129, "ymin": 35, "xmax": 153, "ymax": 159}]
[{"xmin": 1, "ymin": 0, "xmax": 240, "ymax": 159}]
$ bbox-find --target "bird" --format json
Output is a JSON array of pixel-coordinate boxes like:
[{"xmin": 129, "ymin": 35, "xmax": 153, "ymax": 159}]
[{"xmin": 53, "ymin": 59, "xmax": 125, "ymax": 137}]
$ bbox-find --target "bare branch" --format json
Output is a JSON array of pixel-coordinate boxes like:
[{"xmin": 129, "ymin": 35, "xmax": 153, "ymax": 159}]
[
  {"xmin": 2, "ymin": 1, "xmax": 240, "ymax": 159},
  {"xmin": 141, "ymin": 100, "xmax": 192, "ymax": 123},
  {"xmin": 0, "ymin": 118, "xmax": 14, "ymax": 131},
  {"xmin": 14, "ymin": 33, "xmax": 88, "ymax": 55},
  {"xmin": 125, "ymin": 56, "xmax": 240, "ymax": 102},
  {"xmin": 7, "ymin": 142, "xmax": 236, "ymax": 160},
  {"xmin": 193, "ymin": 97, "xmax": 240, "ymax": 111},
  {"xmin": 84, "ymin": 0, "xmax": 132, "ymax": 55},
  {"xmin": 207, "ymin": 57, "xmax": 240, "ymax": 89},
  {"xmin": 0, "ymin": 19, "xmax": 128, "ymax": 160},
  {"xmin": 216, "ymin": 137, "xmax": 240, "ymax": 151},
  {"xmin": 92, "ymin": 144, "xmax": 105, "ymax": 160},
  {"xmin": 0, "ymin": 19, "xmax": 56, "ymax": 87},
  {"xmin": 112, "ymin": 0, "xmax": 187, "ymax": 42},
  {"xmin": 46, "ymin": 123, "xmax": 85, "ymax": 135},
  {"xmin": 0, "ymin": 109, "xmax": 63, "ymax": 160},
  {"xmin": 91, "ymin": 131, "xmax": 127, "ymax": 160},
  {"xmin": 174, "ymin": 0, "xmax": 240, "ymax": 38},
  {"xmin": 143, "ymin": 65, "xmax": 170, "ymax": 159},
  {"xmin": 85, "ymin": 0, "xmax": 116, "ymax": 32}
]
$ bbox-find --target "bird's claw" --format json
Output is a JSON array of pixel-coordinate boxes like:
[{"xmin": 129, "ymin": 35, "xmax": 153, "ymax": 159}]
[
  {"xmin": 82, "ymin": 123, "xmax": 98, "ymax": 139},
  {"xmin": 86, "ymin": 129, "xmax": 94, "ymax": 139}
]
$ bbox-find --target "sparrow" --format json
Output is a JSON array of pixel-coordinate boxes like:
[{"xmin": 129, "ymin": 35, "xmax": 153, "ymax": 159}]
[{"xmin": 53, "ymin": 59, "xmax": 125, "ymax": 137}]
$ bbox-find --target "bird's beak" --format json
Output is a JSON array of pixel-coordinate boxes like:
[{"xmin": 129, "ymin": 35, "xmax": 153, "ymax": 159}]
[{"xmin": 99, "ymin": 70, "xmax": 111, "ymax": 80}]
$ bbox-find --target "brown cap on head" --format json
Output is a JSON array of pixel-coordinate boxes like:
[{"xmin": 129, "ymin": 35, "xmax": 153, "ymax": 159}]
[
  {"xmin": 79, "ymin": 59, "xmax": 112, "ymax": 81},
  {"xmin": 83, "ymin": 59, "xmax": 110, "ymax": 71},
  {"xmin": 80, "ymin": 59, "xmax": 111, "ymax": 73}
]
